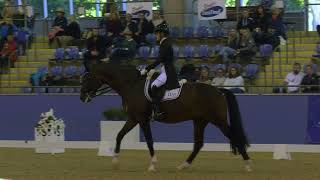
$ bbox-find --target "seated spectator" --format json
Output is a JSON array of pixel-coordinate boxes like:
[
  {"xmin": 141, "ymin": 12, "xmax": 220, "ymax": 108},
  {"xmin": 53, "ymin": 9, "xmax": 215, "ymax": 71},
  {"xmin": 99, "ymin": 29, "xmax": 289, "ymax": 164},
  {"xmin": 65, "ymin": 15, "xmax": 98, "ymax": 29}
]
[
  {"xmin": 237, "ymin": 10, "xmax": 254, "ymax": 31},
  {"xmin": 236, "ymin": 27, "xmax": 256, "ymax": 63},
  {"xmin": 179, "ymin": 64, "xmax": 198, "ymax": 82},
  {"xmin": 65, "ymin": 15, "xmax": 81, "ymax": 46},
  {"xmin": 284, "ymin": 63, "xmax": 304, "ymax": 93},
  {"xmin": 217, "ymin": 29, "xmax": 239, "ymax": 63},
  {"xmin": 109, "ymin": 31, "xmax": 137, "ymax": 64},
  {"xmin": 49, "ymin": 8, "xmax": 68, "ymax": 47},
  {"xmin": 122, "ymin": 14, "xmax": 138, "ymax": 42},
  {"xmin": 223, "ymin": 67, "xmax": 245, "ymax": 93},
  {"xmin": 83, "ymin": 28, "xmax": 106, "ymax": 72},
  {"xmin": 0, "ymin": 34, "xmax": 17, "ymax": 73},
  {"xmin": 137, "ymin": 13, "xmax": 153, "ymax": 44},
  {"xmin": 252, "ymin": 5, "xmax": 269, "ymax": 32},
  {"xmin": 263, "ymin": 27, "xmax": 280, "ymax": 49},
  {"xmin": 212, "ymin": 68, "xmax": 226, "ymax": 86},
  {"xmin": 106, "ymin": 12, "xmax": 122, "ymax": 38},
  {"xmin": 301, "ymin": 65, "xmax": 319, "ymax": 93},
  {"xmin": 267, "ymin": 7, "xmax": 287, "ymax": 40},
  {"xmin": 149, "ymin": 11, "xmax": 167, "ymax": 32},
  {"xmin": 0, "ymin": 17, "xmax": 18, "ymax": 41},
  {"xmin": 197, "ymin": 66, "xmax": 211, "ymax": 84}
]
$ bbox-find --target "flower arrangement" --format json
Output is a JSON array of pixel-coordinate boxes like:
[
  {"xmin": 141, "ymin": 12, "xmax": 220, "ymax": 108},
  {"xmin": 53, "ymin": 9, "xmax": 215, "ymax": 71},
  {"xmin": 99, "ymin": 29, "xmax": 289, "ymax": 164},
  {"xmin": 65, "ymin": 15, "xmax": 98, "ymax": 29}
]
[
  {"xmin": 103, "ymin": 108, "xmax": 128, "ymax": 121},
  {"xmin": 34, "ymin": 108, "xmax": 65, "ymax": 137}
]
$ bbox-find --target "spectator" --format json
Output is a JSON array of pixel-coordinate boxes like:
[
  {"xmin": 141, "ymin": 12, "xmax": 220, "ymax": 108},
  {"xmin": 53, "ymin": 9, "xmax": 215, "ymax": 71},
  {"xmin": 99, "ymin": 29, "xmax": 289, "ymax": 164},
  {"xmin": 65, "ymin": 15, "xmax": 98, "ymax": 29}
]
[
  {"xmin": 149, "ymin": 11, "xmax": 167, "ymax": 32},
  {"xmin": 0, "ymin": 34, "xmax": 17, "ymax": 73},
  {"xmin": 212, "ymin": 68, "xmax": 226, "ymax": 86},
  {"xmin": 197, "ymin": 66, "xmax": 211, "ymax": 84},
  {"xmin": 12, "ymin": 5, "xmax": 26, "ymax": 28},
  {"xmin": 1, "ymin": 0, "xmax": 15, "ymax": 18},
  {"xmin": 109, "ymin": 31, "xmax": 137, "ymax": 64},
  {"xmin": 267, "ymin": 7, "xmax": 287, "ymax": 40},
  {"xmin": 0, "ymin": 17, "xmax": 18, "ymax": 40},
  {"xmin": 237, "ymin": 10, "xmax": 254, "ymax": 31},
  {"xmin": 137, "ymin": 13, "xmax": 153, "ymax": 44},
  {"xmin": 223, "ymin": 67, "xmax": 245, "ymax": 93},
  {"xmin": 217, "ymin": 29, "xmax": 239, "ymax": 63},
  {"xmin": 51, "ymin": 8, "xmax": 67, "ymax": 37},
  {"xmin": 49, "ymin": 8, "xmax": 68, "ymax": 47},
  {"xmin": 252, "ymin": 5, "xmax": 269, "ymax": 32},
  {"xmin": 106, "ymin": 12, "xmax": 122, "ymax": 38},
  {"xmin": 65, "ymin": 15, "xmax": 81, "ymax": 46},
  {"xmin": 237, "ymin": 27, "xmax": 256, "ymax": 63},
  {"xmin": 83, "ymin": 28, "xmax": 106, "ymax": 72},
  {"xmin": 317, "ymin": 25, "xmax": 320, "ymax": 37},
  {"xmin": 179, "ymin": 64, "xmax": 198, "ymax": 82},
  {"xmin": 121, "ymin": 14, "xmax": 138, "ymax": 40},
  {"xmin": 263, "ymin": 26, "xmax": 280, "ymax": 49},
  {"xmin": 284, "ymin": 63, "xmax": 304, "ymax": 93},
  {"xmin": 301, "ymin": 65, "xmax": 319, "ymax": 93}
]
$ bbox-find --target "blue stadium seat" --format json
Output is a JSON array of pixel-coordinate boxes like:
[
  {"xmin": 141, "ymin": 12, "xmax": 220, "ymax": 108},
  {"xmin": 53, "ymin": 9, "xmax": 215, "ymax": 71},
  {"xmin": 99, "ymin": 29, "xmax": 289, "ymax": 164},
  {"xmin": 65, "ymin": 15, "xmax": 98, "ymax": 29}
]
[
  {"xmin": 150, "ymin": 45, "xmax": 160, "ymax": 58},
  {"xmin": 55, "ymin": 48, "xmax": 65, "ymax": 60},
  {"xmin": 182, "ymin": 27, "xmax": 194, "ymax": 38},
  {"xmin": 259, "ymin": 44, "xmax": 273, "ymax": 57},
  {"xmin": 62, "ymin": 88, "xmax": 75, "ymax": 93},
  {"xmin": 34, "ymin": 87, "xmax": 47, "ymax": 93},
  {"xmin": 78, "ymin": 65, "xmax": 86, "ymax": 75},
  {"xmin": 198, "ymin": 45, "xmax": 210, "ymax": 58},
  {"xmin": 315, "ymin": 43, "xmax": 320, "ymax": 54},
  {"xmin": 138, "ymin": 46, "xmax": 150, "ymax": 60},
  {"xmin": 66, "ymin": 47, "xmax": 80, "ymax": 59},
  {"xmin": 244, "ymin": 64, "xmax": 259, "ymax": 79},
  {"xmin": 169, "ymin": 27, "xmax": 180, "ymax": 38},
  {"xmin": 146, "ymin": 34, "xmax": 157, "ymax": 45},
  {"xmin": 51, "ymin": 66, "xmax": 63, "ymax": 77},
  {"xmin": 173, "ymin": 46, "xmax": 180, "ymax": 58},
  {"xmin": 16, "ymin": 30, "xmax": 29, "ymax": 43},
  {"xmin": 229, "ymin": 63, "xmax": 242, "ymax": 72},
  {"xmin": 197, "ymin": 26, "xmax": 209, "ymax": 38},
  {"xmin": 48, "ymin": 87, "xmax": 61, "ymax": 93},
  {"xmin": 304, "ymin": 64, "xmax": 318, "ymax": 74},
  {"xmin": 212, "ymin": 64, "xmax": 227, "ymax": 72},
  {"xmin": 64, "ymin": 65, "xmax": 78, "ymax": 77},
  {"xmin": 37, "ymin": 66, "xmax": 48, "ymax": 74},
  {"xmin": 182, "ymin": 45, "xmax": 195, "ymax": 58},
  {"xmin": 210, "ymin": 26, "xmax": 224, "ymax": 37},
  {"xmin": 75, "ymin": 88, "xmax": 81, "ymax": 93},
  {"xmin": 22, "ymin": 87, "xmax": 33, "ymax": 93}
]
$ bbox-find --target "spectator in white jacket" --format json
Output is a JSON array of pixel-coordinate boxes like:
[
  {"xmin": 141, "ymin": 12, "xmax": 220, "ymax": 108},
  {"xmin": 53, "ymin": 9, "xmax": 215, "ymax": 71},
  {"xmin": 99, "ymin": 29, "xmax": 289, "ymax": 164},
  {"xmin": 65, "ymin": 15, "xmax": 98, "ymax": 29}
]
[
  {"xmin": 212, "ymin": 68, "xmax": 226, "ymax": 87},
  {"xmin": 223, "ymin": 67, "xmax": 245, "ymax": 93},
  {"xmin": 284, "ymin": 63, "xmax": 304, "ymax": 93}
]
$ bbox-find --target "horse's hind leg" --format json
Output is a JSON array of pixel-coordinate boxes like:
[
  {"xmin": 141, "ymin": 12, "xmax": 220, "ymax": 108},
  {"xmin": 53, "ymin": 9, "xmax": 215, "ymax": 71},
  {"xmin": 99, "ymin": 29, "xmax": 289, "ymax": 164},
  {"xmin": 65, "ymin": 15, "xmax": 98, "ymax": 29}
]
[
  {"xmin": 140, "ymin": 121, "xmax": 157, "ymax": 172},
  {"xmin": 216, "ymin": 122, "xmax": 252, "ymax": 172},
  {"xmin": 177, "ymin": 120, "xmax": 208, "ymax": 170}
]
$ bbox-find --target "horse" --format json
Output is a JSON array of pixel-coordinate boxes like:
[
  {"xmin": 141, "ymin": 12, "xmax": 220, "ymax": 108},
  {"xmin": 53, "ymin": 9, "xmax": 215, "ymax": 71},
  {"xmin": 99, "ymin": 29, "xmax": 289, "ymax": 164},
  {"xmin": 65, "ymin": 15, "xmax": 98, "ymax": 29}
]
[{"xmin": 80, "ymin": 63, "xmax": 252, "ymax": 172}]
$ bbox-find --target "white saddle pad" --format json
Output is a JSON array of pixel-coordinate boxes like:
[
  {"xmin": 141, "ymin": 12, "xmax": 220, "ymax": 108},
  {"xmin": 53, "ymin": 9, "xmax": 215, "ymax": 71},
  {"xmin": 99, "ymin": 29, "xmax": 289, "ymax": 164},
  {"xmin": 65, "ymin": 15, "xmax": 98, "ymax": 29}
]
[{"xmin": 144, "ymin": 78, "xmax": 185, "ymax": 102}]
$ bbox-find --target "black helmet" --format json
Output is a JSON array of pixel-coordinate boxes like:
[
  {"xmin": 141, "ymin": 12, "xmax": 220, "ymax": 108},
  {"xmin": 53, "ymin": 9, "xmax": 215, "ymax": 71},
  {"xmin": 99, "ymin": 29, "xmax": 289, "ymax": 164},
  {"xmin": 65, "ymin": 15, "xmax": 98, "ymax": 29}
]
[{"xmin": 155, "ymin": 23, "xmax": 169, "ymax": 35}]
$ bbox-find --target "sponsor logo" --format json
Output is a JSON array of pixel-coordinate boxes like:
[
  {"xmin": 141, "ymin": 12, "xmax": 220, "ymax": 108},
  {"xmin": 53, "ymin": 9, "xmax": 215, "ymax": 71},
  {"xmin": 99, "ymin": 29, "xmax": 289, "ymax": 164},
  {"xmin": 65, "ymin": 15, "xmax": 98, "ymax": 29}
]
[
  {"xmin": 200, "ymin": 2, "xmax": 224, "ymax": 18},
  {"xmin": 132, "ymin": 6, "xmax": 150, "ymax": 17}
]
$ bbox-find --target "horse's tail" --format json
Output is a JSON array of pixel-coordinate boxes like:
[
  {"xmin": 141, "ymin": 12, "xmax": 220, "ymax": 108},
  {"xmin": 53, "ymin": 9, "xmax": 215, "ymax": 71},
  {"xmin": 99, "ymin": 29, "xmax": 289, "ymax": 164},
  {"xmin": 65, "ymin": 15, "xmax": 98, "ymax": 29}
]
[{"xmin": 219, "ymin": 88, "xmax": 250, "ymax": 155}]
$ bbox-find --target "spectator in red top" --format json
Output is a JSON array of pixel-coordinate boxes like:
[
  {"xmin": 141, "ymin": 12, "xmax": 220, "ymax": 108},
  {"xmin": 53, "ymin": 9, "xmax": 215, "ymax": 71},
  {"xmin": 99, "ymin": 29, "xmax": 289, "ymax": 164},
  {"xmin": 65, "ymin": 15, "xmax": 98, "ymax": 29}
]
[{"xmin": 0, "ymin": 34, "xmax": 17, "ymax": 73}]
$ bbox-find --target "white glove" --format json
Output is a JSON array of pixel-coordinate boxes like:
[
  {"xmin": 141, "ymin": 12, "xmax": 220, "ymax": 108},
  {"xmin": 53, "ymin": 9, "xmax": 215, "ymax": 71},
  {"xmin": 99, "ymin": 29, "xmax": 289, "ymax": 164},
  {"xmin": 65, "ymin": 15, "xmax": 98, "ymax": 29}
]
[{"xmin": 140, "ymin": 69, "xmax": 147, "ymax": 75}]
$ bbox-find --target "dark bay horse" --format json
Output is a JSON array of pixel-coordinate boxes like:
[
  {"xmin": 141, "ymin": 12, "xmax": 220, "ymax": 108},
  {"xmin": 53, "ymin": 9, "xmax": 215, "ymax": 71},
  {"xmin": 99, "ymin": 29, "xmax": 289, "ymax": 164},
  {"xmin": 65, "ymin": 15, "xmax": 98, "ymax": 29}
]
[{"xmin": 80, "ymin": 63, "xmax": 251, "ymax": 172}]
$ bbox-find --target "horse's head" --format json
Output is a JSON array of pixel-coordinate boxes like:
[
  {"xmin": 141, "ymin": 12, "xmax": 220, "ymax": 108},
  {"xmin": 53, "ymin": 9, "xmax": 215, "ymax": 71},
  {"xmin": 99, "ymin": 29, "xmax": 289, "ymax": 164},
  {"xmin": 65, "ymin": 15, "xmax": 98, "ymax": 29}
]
[{"xmin": 80, "ymin": 72, "xmax": 107, "ymax": 103}]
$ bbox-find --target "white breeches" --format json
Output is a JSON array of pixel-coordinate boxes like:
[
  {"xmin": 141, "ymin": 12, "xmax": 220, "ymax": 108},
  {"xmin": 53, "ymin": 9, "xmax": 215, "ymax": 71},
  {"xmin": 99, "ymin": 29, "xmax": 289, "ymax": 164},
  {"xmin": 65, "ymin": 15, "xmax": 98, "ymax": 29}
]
[{"xmin": 151, "ymin": 66, "xmax": 167, "ymax": 88}]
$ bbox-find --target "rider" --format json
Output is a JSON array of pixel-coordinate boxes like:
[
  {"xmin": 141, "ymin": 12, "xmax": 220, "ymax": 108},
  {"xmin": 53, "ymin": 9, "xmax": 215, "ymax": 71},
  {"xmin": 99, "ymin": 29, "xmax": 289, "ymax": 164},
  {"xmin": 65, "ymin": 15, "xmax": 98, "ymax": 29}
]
[{"xmin": 141, "ymin": 23, "xmax": 180, "ymax": 121}]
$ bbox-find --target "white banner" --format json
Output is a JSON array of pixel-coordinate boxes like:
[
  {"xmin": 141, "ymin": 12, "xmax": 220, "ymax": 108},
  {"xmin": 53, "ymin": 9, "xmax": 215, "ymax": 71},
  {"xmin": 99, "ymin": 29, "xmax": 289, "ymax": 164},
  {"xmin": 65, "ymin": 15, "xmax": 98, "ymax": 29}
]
[
  {"xmin": 198, "ymin": 0, "xmax": 227, "ymax": 20},
  {"xmin": 126, "ymin": 2, "xmax": 153, "ymax": 20}
]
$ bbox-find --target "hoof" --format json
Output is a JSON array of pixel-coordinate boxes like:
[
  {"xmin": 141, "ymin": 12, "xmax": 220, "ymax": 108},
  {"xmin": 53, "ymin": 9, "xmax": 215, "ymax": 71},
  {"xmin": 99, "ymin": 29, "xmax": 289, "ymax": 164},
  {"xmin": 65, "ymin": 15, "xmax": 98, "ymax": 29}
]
[
  {"xmin": 148, "ymin": 164, "xmax": 156, "ymax": 172},
  {"xmin": 177, "ymin": 162, "xmax": 191, "ymax": 171},
  {"xmin": 245, "ymin": 160, "xmax": 253, "ymax": 172}
]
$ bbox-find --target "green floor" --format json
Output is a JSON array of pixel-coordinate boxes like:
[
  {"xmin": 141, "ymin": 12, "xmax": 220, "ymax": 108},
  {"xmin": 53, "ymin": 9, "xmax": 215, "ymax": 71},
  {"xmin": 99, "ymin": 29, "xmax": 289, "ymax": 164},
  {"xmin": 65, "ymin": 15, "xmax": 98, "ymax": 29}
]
[{"xmin": 0, "ymin": 148, "xmax": 319, "ymax": 180}]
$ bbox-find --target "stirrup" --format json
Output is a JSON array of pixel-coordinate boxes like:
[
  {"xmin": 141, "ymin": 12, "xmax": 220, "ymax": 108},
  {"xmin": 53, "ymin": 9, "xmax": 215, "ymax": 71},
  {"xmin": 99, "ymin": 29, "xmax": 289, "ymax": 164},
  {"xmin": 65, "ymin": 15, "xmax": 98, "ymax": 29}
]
[{"xmin": 151, "ymin": 110, "xmax": 164, "ymax": 121}]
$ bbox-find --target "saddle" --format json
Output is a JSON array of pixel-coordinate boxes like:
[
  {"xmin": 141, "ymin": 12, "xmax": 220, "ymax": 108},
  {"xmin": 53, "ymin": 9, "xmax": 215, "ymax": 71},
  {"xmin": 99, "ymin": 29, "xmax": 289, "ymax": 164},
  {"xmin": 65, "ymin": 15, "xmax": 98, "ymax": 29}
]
[{"xmin": 144, "ymin": 70, "xmax": 187, "ymax": 102}]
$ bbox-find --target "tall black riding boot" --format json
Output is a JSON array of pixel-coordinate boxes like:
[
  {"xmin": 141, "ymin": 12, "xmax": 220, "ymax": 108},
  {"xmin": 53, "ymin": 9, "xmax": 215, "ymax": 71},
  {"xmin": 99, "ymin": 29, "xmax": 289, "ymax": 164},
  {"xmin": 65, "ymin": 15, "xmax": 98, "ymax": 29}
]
[{"xmin": 151, "ymin": 86, "xmax": 164, "ymax": 121}]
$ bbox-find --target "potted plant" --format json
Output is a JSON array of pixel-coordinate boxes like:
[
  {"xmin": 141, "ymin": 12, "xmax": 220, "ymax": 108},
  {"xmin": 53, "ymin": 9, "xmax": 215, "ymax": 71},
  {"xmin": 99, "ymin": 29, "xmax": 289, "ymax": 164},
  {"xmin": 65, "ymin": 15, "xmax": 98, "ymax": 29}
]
[{"xmin": 103, "ymin": 108, "xmax": 128, "ymax": 121}]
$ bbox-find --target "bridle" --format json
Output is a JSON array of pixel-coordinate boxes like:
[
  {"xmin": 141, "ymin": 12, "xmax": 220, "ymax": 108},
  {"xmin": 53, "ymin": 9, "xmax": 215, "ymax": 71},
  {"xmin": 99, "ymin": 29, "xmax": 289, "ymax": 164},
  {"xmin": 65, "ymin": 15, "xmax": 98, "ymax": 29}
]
[{"xmin": 80, "ymin": 73, "xmax": 113, "ymax": 102}]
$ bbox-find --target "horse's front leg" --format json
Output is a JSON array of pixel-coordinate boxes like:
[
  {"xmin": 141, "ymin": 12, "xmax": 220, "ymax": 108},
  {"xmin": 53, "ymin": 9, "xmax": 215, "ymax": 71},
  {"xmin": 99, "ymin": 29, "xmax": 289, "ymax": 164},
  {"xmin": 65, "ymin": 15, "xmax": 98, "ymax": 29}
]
[
  {"xmin": 112, "ymin": 119, "xmax": 138, "ymax": 166},
  {"xmin": 140, "ymin": 121, "xmax": 157, "ymax": 172}
]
